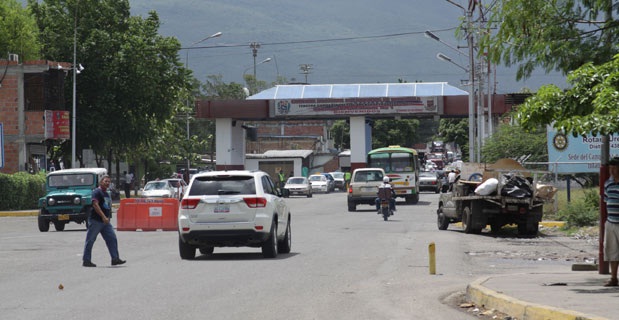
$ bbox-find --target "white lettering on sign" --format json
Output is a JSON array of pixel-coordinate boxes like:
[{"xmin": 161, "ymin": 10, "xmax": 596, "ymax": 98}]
[{"xmin": 149, "ymin": 207, "xmax": 163, "ymax": 217}]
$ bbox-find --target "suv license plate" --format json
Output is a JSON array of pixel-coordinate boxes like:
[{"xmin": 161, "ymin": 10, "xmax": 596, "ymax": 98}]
[
  {"xmin": 57, "ymin": 214, "xmax": 70, "ymax": 221},
  {"xmin": 214, "ymin": 204, "xmax": 230, "ymax": 213}
]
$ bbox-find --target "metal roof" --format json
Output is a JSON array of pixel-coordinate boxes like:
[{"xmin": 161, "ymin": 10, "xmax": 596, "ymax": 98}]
[
  {"xmin": 248, "ymin": 83, "xmax": 468, "ymax": 100},
  {"xmin": 246, "ymin": 150, "xmax": 314, "ymax": 159}
]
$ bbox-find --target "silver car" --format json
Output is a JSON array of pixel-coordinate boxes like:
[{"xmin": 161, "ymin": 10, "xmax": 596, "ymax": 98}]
[
  {"xmin": 177, "ymin": 170, "xmax": 291, "ymax": 259},
  {"xmin": 283, "ymin": 176, "xmax": 312, "ymax": 197}
]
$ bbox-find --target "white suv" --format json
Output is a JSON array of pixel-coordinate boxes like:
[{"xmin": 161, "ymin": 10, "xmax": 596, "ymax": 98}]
[{"xmin": 178, "ymin": 170, "xmax": 291, "ymax": 259}]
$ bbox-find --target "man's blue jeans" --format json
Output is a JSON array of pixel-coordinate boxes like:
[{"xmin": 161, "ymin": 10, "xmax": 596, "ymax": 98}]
[
  {"xmin": 375, "ymin": 197, "xmax": 396, "ymax": 211},
  {"xmin": 83, "ymin": 218, "xmax": 119, "ymax": 262}
]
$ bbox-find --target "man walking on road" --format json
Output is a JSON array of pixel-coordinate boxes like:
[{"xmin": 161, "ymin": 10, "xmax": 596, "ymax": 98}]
[
  {"xmin": 604, "ymin": 157, "xmax": 619, "ymax": 286},
  {"xmin": 82, "ymin": 175, "xmax": 126, "ymax": 267}
]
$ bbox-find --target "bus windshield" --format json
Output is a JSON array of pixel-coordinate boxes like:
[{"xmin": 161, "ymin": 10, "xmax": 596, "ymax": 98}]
[
  {"xmin": 367, "ymin": 151, "xmax": 416, "ymax": 173},
  {"xmin": 366, "ymin": 146, "xmax": 420, "ymax": 203}
]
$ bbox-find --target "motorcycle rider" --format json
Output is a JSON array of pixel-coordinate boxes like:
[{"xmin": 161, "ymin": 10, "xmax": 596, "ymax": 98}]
[{"xmin": 375, "ymin": 176, "xmax": 396, "ymax": 214}]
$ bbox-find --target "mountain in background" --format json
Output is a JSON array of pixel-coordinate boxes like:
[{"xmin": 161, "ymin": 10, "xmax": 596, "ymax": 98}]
[{"xmin": 133, "ymin": 1, "xmax": 565, "ymax": 93}]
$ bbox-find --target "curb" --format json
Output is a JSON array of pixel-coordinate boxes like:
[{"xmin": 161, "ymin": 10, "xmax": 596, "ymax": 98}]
[
  {"xmin": 0, "ymin": 204, "xmax": 122, "ymax": 217},
  {"xmin": 452, "ymin": 221, "xmax": 566, "ymax": 229},
  {"xmin": 466, "ymin": 276, "xmax": 608, "ymax": 320},
  {"xmin": 0, "ymin": 210, "xmax": 38, "ymax": 217}
]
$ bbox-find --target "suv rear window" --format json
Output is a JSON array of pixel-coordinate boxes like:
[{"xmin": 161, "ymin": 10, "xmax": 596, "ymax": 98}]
[
  {"xmin": 189, "ymin": 176, "xmax": 256, "ymax": 195},
  {"xmin": 353, "ymin": 171, "xmax": 383, "ymax": 182}
]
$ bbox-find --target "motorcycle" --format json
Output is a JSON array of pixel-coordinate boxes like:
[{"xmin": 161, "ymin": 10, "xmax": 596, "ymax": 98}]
[{"xmin": 377, "ymin": 186, "xmax": 394, "ymax": 221}]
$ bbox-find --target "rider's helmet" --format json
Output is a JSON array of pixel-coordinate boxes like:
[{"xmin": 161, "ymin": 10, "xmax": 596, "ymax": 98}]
[{"xmin": 383, "ymin": 176, "xmax": 390, "ymax": 183}]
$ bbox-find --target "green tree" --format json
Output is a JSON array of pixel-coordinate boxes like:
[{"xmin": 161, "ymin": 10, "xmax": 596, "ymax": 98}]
[
  {"xmin": 518, "ymin": 55, "xmax": 619, "ymax": 137},
  {"xmin": 481, "ymin": 122, "xmax": 547, "ymax": 164},
  {"xmin": 371, "ymin": 119, "xmax": 419, "ymax": 148},
  {"xmin": 0, "ymin": 0, "xmax": 41, "ymax": 60},
  {"xmin": 330, "ymin": 120, "xmax": 350, "ymax": 150},
  {"xmin": 29, "ymin": 0, "xmax": 189, "ymax": 177},
  {"xmin": 437, "ymin": 118, "xmax": 469, "ymax": 160},
  {"xmin": 485, "ymin": 0, "xmax": 619, "ymax": 80}
]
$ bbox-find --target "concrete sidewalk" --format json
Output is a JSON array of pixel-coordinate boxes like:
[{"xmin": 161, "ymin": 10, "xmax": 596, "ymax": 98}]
[{"xmin": 467, "ymin": 269, "xmax": 616, "ymax": 320}]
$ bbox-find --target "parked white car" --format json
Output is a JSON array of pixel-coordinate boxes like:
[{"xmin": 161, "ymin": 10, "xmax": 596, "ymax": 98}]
[
  {"xmin": 308, "ymin": 174, "xmax": 330, "ymax": 193},
  {"xmin": 142, "ymin": 180, "xmax": 175, "ymax": 198},
  {"xmin": 177, "ymin": 170, "xmax": 291, "ymax": 259}
]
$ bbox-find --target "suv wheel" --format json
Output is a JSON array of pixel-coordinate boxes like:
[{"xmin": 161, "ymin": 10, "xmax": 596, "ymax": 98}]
[
  {"xmin": 38, "ymin": 212, "xmax": 50, "ymax": 232},
  {"xmin": 277, "ymin": 218, "xmax": 292, "ymax": 254},
  {"xmin": 53, "ymin": 221, "xmax": 65, "ymax": 232},
  {"xmin": 347, "ymin": 201, "xmax": 356, "ymax": 212},
  {"xmin": 199, "ymin": 246, "xmax": 214, "ymax": 255},
  {"xmin": 262, "ymin": 222, "xmax": 278, "ymax": 258},
  {"xmin": 178, "ymin": 236, "xmax": 196, "ymax": 260}
]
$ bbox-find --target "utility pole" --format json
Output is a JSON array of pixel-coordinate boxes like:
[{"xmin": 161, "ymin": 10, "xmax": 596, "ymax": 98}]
[
  {"xmin": 299, "ymin": 64, "xmax": 313, "ymax": 84},
  {"xmin": 250, "ymin": 42, "xmax": 261, "ymax": 79},
  {"xmin": 466, "ymin": 1, "xmax": 476, "ymax": 163}
]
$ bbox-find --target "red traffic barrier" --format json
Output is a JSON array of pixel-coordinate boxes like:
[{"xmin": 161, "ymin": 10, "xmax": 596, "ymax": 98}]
[{"xmin": 117, "ymin": 198, "xmax": 179, "ymax": 231}]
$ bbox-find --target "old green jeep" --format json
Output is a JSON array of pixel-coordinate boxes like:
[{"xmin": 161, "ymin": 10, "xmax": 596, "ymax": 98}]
[{"xmin": 38, "ymin": 168, "xmax": 108, "ymax": 232}]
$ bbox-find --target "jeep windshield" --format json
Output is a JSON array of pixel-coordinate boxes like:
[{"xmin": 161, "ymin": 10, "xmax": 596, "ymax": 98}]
[{"xmin": 48, "ymin": 174, "xmax": 95, "ymax": 188}]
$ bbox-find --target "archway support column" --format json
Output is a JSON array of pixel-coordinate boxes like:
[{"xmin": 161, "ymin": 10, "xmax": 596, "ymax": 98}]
[
  {"xmin": 349, "ymin": 116, "xmax": 372, "ymax": 171},
  {"xmin": 215, "ymin": 118, "xmax": 245, "ymax": 170}
]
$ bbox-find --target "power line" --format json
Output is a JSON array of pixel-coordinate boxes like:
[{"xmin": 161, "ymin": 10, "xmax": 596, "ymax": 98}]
[{"xmin": 181, "ymin": 27, "xmax": 458, "ymax": 51}]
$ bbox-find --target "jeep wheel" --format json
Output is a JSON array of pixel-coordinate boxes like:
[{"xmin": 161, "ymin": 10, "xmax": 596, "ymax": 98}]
[
  {"xmin": 261, "ymin": 222, "xmax": 278, "ymax": 258},
  {"xmin": 38, "ymin": 212, "xmax": 49, "ymax": 232},
  {"xmin": 53, "ymin": 221, "xmax": 66, "ymax": 232},
  {"xmin": 277, "ymin": 218, "xmax": 292, "ymax": 254},
  {"xmin": 178, "ymin": 236, "xmax": 196, "ymax": 260}
]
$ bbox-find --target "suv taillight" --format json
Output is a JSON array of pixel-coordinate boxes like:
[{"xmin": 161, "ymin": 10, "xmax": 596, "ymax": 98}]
[
  {"xmin": 243, "ymin": 197, "xmax": 267, "ymax": 208},
  {"xmin": 181, "ymin": 198, "xmax": 200, "ymax": 209}
]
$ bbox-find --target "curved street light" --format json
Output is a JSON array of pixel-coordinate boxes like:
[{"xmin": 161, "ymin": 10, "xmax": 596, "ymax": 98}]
[
  {"xmin": 243, "ymin": 57, "xmax": 272, "ymax": 76},
  {"xmin": 183, "ymin": 32, "xmax": 222, "ymax": 182}
]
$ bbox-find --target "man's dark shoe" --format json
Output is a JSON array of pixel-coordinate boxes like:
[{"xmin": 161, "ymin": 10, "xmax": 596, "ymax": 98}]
[
  {"xmin": 111, "ymin": 258, "xmax": 126, "ymax": 266},
  {"xmin": 83, "ymin": 260, "xmax": 96, "ymax": 267}
]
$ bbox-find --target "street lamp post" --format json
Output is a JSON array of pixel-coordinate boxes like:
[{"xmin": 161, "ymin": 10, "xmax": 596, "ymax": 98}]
[
  {"xmin": 71, "ymin": 4, "xmax": 78, "ymax": 168},
  {"xmin": 184, "ymin": 32, "xmax": 222, "ymax": 181},
  {"xmin": 426, "ymin": 28, "xmax": 476, "ymax": 162}
]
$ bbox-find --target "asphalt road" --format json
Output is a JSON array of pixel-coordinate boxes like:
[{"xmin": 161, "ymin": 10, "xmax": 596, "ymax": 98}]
[{"xmin": 0, "ymin": 191, "xmax": 598, "ymax": 320}]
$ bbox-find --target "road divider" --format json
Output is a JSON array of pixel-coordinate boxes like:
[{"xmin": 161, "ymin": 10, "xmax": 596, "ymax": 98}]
[{"xmin": 117, "ymin": 198, "xmax": 179, "ymax": 231}]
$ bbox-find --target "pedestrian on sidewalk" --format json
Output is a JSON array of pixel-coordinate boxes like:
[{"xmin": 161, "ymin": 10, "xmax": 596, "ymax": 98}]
[
  {"xmin": 603, "ymin": 156, "xmax": 619, "ymax": 286},
  {"xmin": 123, "ymin": 171, "xmax": 132, "ymax": 198},
  {"xmin": 82, "ymin": 175, "xmax": 126, "ymax": 268}
]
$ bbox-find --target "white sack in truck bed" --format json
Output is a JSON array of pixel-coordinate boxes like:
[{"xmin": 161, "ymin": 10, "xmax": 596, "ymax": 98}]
[{"xmin": 474, "ymin": 178, "xmax": 498, "ymax": 196}]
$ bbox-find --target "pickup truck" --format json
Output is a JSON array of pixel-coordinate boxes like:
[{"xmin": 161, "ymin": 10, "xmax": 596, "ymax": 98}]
[{"xmin": 437, "ymin": 168, "xmax": 553, "ymax": 236}]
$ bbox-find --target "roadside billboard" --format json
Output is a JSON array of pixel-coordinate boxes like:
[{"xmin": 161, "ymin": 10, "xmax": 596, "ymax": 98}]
[
  {"xmin": 547, "ymin": 126, "xmax": 619, "ymax": 173},
  {"xmin": 44, "ymin": 110, "xmax": 70, "ymax": 140}
]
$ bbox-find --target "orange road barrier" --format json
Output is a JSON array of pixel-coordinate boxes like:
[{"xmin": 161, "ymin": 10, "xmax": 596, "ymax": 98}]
[{"xmin": 117, "ymin": 198, "xmax": 179, "ymax": 231}]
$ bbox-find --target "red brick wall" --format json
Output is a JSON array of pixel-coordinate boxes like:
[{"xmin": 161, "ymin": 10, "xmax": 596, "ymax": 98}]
[
  {"xmin": 0, "ymin": 75, "xmax": 19, "ymax": 135},
  {"xmin": 25, "ymin": 111, "xmax": 45, "ymax": 135},
  {"xmin": 1, "ymin": 142, "xmax": 19, "ymax": 174}
]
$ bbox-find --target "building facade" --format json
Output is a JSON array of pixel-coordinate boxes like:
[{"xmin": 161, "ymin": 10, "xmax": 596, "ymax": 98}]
[{"xmin": 0, "ymin": 57, "xmax": 69, "ymax": 174}]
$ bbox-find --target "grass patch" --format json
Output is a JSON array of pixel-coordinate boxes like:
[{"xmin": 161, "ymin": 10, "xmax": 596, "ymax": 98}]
[{"xmin": 544, "ymin": 187, "xmax": 600, "ymax": 228}]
